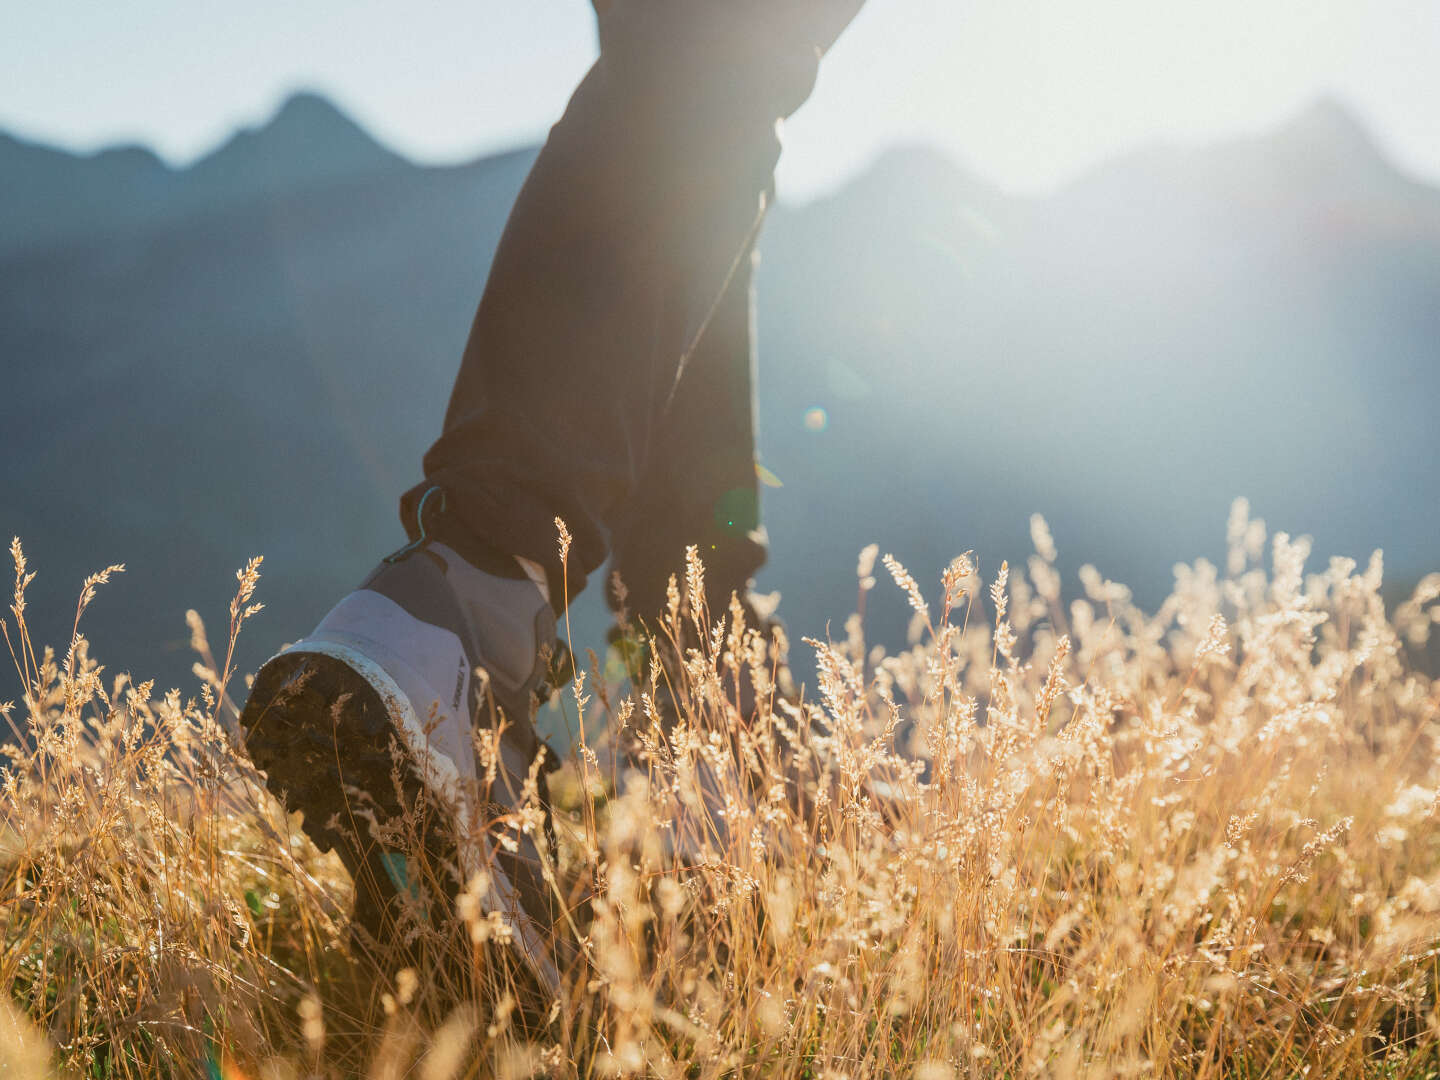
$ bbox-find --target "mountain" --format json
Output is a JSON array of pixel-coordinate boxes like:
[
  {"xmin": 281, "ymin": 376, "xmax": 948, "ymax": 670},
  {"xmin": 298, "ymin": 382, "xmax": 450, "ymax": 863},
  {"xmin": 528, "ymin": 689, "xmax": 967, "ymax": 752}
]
[
  {"xmin": 2, "ymin": 93, "xmax": 1437, "ymax": 699},
  {"xmin": 757, "ymin": 99, "xmax": 1440, "ymax": 649},
  {"xmin": 0, "ymin": 92, "xmax": 405, "ymax": 258}
]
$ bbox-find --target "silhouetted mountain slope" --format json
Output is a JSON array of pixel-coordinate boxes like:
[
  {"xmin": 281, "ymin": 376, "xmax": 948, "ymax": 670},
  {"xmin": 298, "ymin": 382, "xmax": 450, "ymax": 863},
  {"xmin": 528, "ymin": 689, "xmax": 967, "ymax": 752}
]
[
  {"xmin": 2, "ymin": 120, "xmax": 537, "ymax": 690},
  {"xmin": 185, "ymin": 92, "xmax": 407, "ymax": 208},
  {"xmin": 3, "ymin": 94, "xmax": 1437, "ymax": 696},
  {"xmin": 0, "ymin": 92, "xmax": 405, "ymax": 258},
  {"xmin": 1, "ymin": 135, "xmax": 169, "ymax": 256},
  {"xmin": 755, "ymin": 103, "xmax": 1440, "ymax": 654}
]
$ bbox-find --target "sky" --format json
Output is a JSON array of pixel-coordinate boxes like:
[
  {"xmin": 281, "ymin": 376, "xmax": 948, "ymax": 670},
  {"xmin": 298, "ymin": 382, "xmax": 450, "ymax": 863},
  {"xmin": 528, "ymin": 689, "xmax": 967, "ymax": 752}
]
[{"xmin": 4, "ymin": 0, "xmax": 1439, "ymax": 201}]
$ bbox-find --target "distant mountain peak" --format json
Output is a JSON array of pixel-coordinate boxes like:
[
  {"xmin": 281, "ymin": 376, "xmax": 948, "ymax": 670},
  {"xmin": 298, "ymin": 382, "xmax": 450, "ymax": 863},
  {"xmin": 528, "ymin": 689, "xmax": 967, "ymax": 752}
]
[
  {"xmin": 816, "ymin": 142, "xmax": 1003, "ymax": 218},
  {"xmin": 0, "ymin": 91, "xmax": 412, "ymax": 258},
  {"xmin": 197, "ymin": 90, "xmax": 398, "ymax": 167},
  {"xmin": 1056, "ymin": 93, "xmax": 1410, "ymax": 212},
  {"xmin": 1272, "ymin": 95, "xmax": 1396, "ymax": 179},
  {"xmin": 183, "ymin": 89, "xmax": 406, "ymax": 204},
  {"xmin": 259, "ymin": 90, "xmax": 368, "ymax": 141},
  {"xmin": 865, "ymin": 143, "xmax": 969, "ymax": 182}
]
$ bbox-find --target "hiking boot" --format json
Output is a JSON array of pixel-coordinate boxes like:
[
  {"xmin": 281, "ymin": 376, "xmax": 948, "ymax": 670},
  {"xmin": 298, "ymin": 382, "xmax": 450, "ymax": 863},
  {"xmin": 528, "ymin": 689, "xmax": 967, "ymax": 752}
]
[{"xmin": 239, "ymin": 489, "xmax": 564, "ymax": 996}]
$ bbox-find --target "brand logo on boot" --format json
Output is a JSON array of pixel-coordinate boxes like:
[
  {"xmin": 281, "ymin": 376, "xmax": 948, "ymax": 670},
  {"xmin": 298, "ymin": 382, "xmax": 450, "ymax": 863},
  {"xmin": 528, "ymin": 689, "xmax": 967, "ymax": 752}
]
[{"xmin": 453, "ymin": 657, "xmax": 466, "ymax": 710}]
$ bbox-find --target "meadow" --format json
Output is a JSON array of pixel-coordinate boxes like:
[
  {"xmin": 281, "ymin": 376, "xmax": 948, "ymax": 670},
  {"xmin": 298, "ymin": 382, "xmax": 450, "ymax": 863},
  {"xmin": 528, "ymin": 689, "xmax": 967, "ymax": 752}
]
[{"xmin": 3, "ymin": 502, "xmax": 1439, "ymax": 1078}]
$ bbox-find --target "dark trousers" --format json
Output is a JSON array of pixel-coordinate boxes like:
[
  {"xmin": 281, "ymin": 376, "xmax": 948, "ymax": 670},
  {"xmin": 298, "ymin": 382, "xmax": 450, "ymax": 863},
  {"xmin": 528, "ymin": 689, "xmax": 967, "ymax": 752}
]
[{"xmin": 403, "ymin": 5, "xmax": 823, "ymax": 620}]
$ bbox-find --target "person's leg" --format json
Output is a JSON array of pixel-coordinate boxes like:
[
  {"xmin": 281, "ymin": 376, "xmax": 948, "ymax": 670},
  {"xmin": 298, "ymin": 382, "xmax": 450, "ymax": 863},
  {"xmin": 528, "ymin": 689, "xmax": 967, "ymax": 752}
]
[
  {"xmin": 246, "ymin": 0, "xmax": 867, "ymax": 997},
  {"xmin": 406, "ymin": 0, "xmax": 847, "ymax": 608},
  {"xmin": 607, "ymin": 244, "xmax": 767, "ymax": 625}
]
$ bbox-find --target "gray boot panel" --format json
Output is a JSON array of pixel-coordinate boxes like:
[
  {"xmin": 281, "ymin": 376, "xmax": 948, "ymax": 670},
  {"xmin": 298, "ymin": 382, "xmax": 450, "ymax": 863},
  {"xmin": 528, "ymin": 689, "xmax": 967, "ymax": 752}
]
[{"xmin": 360, "ymin": 541, "xmax": 556, "ymax": 724}]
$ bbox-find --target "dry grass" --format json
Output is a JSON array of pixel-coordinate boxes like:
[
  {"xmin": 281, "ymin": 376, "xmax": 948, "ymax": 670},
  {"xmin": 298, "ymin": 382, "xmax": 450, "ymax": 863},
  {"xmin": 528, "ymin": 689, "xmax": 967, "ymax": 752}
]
[{"xmin": 3, "ymin": 501, "xmax": 1440, "ymax": 1078}]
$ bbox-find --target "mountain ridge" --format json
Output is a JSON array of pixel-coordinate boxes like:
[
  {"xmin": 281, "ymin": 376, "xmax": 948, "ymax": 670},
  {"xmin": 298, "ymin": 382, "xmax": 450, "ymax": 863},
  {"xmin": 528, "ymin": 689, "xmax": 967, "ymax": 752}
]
[
  {"xmin": 12, "ymin": 92, "xmax": 1438, "ymax": 260},
  {"xmin": 3, "ymin": 91, "xmax": 1437, "ymax": 695},
  {"xmin": 1, "ymin": 91, "xmax": 418, "ymax": 258}
]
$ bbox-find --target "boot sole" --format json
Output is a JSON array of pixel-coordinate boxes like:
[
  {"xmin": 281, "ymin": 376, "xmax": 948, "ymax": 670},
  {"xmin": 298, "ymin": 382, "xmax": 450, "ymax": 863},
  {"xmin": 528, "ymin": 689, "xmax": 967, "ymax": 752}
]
[
  {"xmin": 239, "ymin": 651, "xmax": 561, "ymax": 1001},
  {"xmin": 240, "ymin": 651, "xmax": 459, "ymax": 939}
]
